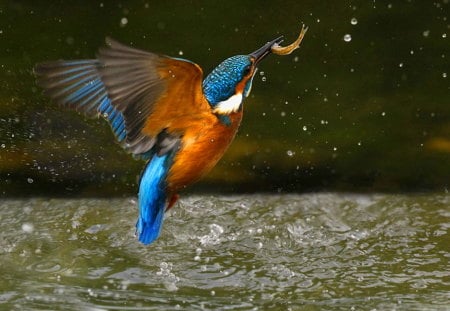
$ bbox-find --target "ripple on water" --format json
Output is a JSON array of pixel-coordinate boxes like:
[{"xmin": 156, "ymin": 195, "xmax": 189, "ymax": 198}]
[{"xmin": 0, "ymin": 193, "xmax": 449, "ymax": 310}]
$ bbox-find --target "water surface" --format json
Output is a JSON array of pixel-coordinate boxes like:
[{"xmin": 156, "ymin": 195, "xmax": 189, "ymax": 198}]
[{"xmin": 0, "ymin": 194, "xmax": 449, "ymax": 310}]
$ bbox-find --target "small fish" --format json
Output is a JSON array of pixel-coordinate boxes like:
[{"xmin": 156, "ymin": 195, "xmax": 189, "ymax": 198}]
[{"xmin": 271, "ymin": 25, "xmax": 308, "ymax": 55}]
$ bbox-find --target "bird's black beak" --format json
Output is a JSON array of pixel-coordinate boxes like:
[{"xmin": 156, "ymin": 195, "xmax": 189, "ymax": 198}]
[{"xmin": 250, "ymin": 36, "xmax": 284, "ymax": 65}]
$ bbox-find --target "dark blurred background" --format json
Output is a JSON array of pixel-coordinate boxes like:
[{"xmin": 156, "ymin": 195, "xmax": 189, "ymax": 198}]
[{"xmin": 0, "ymin": 0, "xmax": 449, "ymax": 197}]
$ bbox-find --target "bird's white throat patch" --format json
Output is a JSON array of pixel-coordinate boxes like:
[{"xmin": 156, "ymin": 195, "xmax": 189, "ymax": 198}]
[{"xmin": 212, "ymin": 93, "xmax": 243, "ymax": 114}]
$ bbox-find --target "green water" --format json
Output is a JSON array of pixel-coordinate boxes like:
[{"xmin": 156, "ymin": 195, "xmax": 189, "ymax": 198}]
[
  {"xmin": 0, "ymin": 194, "xmax": 448, "ymax": 310},
  {"xmin": 1, "ymin": 1, "xmax": 450, "ymax": 195}
]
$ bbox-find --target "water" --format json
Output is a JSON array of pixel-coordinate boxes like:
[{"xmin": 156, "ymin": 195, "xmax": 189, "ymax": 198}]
[{"xmin": 0, "ymin": 194, "xmax": 449, "ymax": 310}]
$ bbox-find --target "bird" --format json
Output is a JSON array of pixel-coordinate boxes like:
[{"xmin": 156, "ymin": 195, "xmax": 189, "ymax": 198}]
[{"xmin": 34, "ymin": 32, "xmax": 303, "ymax": 245}]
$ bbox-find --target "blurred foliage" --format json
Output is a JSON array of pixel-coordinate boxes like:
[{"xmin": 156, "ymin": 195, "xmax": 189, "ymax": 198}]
[{"xmin": 0, "ymin": 0, "xmax": 449, "ymax": 196}]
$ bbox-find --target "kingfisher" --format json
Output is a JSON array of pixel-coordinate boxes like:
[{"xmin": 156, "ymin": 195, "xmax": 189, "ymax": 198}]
[{"xmin": 35, "ymin": 27, "xmax": 307, "ymax": 245}]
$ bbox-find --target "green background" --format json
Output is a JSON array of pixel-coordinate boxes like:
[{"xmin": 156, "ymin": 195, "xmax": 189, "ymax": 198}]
[{"xmin": 1, "ymin": 0, "xmax": 449, "ymax": 196}]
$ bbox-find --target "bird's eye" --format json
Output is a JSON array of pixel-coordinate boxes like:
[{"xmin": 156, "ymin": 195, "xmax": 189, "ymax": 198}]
[{"xmin": 243, "ymin": 65, "xmax": 251, "ymax": 75}]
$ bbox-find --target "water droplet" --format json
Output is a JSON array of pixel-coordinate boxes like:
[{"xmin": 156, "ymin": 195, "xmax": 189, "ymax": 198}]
[
  {"xmin": 333, "ymin": 147, "xmax": 338, "ymax": 151},
  {"xmin": 178, "ymin": 50, "xmax": 183, "ymax": 56},
  {"xmin": 286, "ymin": 150, "xmax": 295, "ymax": 157},
  {"xmin": 261, "ymin": 76, "xmax": 267, "ymax": 82},
  {"xmin": 22, "ymin": 223, "xmax": 34, "ymax": 233},
  {"xmin": 381, "ymin": 112, "xmax": 386, "ymax": 116},
  {"xmin": 399, "ymin": 63, "xmax": 404, "ymax": 68},
  {"xmin": 442, "ymin": 33, "xmax": 447, "ymax": 38},
  {"xmin": 343, "ymin": 34, "xmax": 352, "ymax": 42},
  {"xmin": 423, "ymin": 30, "xmax": 430, "ymax": 37},
  {"xmin": 120, "ymin": 17, "xmax": 128, "ymax": 27},
  {"xmin": 443, "ymin": 72, "xmax": 447, "ymax": 78},
  {"xmin": 27, "ymin": 178, "xmax": 34, "ymax": 184},
  {"xmin": 87, "ymin": 288, "xmax": 97, "ymax": 297},
  {"xmin": 302, "ymin": 125, "xmax": 307, "ymax": 131},
  {"xmin": 210, "ymin": 223, "xmax": 224, "ymax": 235},
  {"xmin": 350, "ymin": 18, "xmax": 358, "ymax": 25}
]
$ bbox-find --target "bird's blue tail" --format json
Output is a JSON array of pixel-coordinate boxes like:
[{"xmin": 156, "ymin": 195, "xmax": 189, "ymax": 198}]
[{"xmin": 136, "ymin": 154, "xmax": 171, "ymax": 244}]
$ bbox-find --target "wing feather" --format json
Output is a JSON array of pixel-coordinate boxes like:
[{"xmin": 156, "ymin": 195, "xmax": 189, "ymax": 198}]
[{"xmin": 35, "ymin": 38, "xmax": 211, "ymax": 157}]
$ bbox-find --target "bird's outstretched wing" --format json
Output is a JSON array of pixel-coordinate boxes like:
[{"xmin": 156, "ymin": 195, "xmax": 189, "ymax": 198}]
[{"xmin": 35, "ymin": 38, "xmax": 210, "ymax": 157}]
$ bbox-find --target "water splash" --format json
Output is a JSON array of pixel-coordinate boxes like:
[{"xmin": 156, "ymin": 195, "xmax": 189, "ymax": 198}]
[{"xmin": 0, "ymin": 194, "xmax": 448, "ymax": 310}]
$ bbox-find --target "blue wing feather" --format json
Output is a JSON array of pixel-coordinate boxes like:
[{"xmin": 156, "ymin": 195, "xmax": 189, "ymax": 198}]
[{"xmin": 35, "ymin": 60, "xmax": 127, "ymax": 143}]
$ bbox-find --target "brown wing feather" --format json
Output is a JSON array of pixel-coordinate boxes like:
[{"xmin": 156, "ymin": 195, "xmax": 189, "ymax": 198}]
[
  {"xmin": 97, "ymin": 38, "xmax": 210, "ymax": 155},
  {"xmin": 36, "ymin": 38, "xmax": 212, "ymax": 157},
  {"xmin": 140, "ymin": 57, "xmax": 212, "ymax": 137}
]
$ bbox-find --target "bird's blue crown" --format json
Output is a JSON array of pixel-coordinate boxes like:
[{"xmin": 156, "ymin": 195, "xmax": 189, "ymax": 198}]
[{"xmin": 202, "ymin": 55, "xmax": 254, "ymax": 107}]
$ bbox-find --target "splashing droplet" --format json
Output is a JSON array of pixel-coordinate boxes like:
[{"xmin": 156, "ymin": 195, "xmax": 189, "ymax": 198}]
[
  {"xmin": 22, "ymin": 223, "xmax": 34, "ymax": 233},
  {"xmin": 343, "ymin": 34, "xmax": 352, "ymax": 42},
  {"xmin": 120, "ymin": 17, "xmax": 128, "ymax": 27}
]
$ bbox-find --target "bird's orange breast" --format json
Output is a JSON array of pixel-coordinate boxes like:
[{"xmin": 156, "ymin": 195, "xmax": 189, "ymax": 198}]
[
  {"xmin": 166, "ymin": 111, "xmax": 243, "ymax": 193},
  {"xmin": 137, "ymin": 58, "xmax": 243, "ymax": 194}
]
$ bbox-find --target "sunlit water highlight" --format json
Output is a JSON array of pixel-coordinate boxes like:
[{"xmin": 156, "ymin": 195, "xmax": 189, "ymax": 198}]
[{"xmin": 0, "ymin": 194, "xmax": 449, "ymax": 310}]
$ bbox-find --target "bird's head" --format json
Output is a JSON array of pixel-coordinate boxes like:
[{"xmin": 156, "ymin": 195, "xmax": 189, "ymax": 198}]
[{"xmin": 203, "ymin": 36, "xmax": 283, "ymax": 115}]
